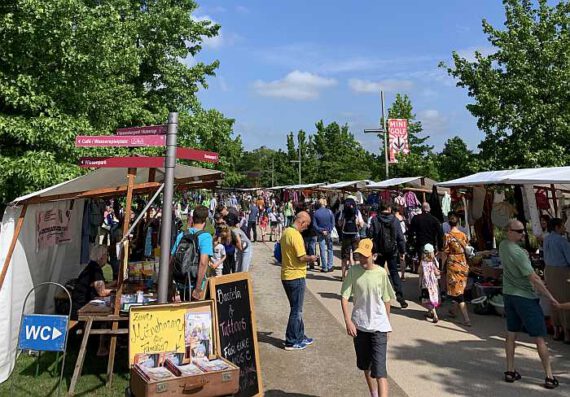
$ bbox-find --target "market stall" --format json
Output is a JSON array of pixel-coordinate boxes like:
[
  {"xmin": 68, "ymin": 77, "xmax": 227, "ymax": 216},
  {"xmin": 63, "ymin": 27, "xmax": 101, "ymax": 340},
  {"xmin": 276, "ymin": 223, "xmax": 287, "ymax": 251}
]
[
  {"xmin": 437, "ymin": 166, "xmax": 570, "ymax": 315},
  {"xmin": 0, "ymin": 163, "xmax": 223, "ymax": 384}
]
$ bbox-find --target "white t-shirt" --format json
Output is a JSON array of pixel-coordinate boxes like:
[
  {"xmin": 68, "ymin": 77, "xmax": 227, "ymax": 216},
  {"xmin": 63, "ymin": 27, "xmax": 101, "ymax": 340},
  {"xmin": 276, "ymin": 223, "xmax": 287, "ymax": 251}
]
[{"xmin": 213, "ymin": 244, "xmax": 226, "ymax": 268}]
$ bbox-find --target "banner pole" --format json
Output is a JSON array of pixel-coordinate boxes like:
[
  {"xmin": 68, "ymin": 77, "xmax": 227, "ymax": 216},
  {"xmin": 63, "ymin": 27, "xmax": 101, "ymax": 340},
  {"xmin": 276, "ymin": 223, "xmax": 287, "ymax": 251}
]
[{"xmin": 381, "ymin": 90, "xmax": 389, "ymax": 179}]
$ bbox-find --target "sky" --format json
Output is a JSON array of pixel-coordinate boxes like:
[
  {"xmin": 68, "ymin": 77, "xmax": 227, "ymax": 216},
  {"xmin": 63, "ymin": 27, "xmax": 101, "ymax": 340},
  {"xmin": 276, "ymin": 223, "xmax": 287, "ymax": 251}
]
[{"xmin": 192, "ymin": 0, "xmax": 507, "ymax": 153}]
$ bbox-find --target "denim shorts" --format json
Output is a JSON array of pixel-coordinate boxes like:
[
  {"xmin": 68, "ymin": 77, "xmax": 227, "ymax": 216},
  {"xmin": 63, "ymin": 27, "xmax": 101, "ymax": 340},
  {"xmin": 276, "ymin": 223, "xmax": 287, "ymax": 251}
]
[{"xmin": 504, "ymin": 294, "xmax": 547, "ymax": 337}]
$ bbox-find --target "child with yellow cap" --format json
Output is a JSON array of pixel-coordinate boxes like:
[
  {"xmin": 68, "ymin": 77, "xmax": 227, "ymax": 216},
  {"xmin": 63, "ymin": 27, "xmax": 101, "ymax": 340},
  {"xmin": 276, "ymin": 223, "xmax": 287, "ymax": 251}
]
[{"xmin": 341, "ymin": 238, "xmax": 396, "ymax": 397}]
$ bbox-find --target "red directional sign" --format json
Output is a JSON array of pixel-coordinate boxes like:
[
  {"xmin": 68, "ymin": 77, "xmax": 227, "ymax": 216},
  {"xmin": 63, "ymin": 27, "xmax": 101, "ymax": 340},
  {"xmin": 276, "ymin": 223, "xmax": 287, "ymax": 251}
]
[
  {"xmin": 177, "ymin": 148, "xmax": 219, "ymax": 163},
  {"xmin": 115, "ymin": 125, "xmax": 166, "ymax": 136},
  {"xmin": 75, "ymin": 135, "xmax": 165, "ymax": 147},
  {"xmin": 80, "ymin": 157, "xmax": 164, "ymax": 168}
]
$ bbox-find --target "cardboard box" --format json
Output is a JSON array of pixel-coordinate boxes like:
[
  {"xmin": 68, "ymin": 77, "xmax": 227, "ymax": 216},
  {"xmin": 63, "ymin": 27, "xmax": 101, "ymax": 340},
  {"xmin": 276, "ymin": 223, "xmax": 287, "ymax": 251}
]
[{"xmin": 129, "ymin": 301, "xmax": 239, "ymax": 397}]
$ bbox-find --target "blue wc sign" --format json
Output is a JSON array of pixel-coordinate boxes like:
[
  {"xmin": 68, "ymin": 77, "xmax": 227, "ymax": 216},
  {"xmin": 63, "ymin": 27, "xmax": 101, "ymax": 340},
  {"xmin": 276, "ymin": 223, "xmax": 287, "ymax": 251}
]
[{"xmin": 18, "ymin": 314, "xmax": 68, "ymax": 352}]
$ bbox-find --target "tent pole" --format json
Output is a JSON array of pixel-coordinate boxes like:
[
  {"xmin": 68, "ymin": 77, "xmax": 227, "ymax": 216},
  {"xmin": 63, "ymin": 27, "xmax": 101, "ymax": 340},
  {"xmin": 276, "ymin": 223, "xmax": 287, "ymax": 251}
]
[
  {"xmin": 0, "ymin": 204, "xmax": 28, "ymax": 292},
  {"xmin": 107, "ymin": 167, "xmax": 137, "ymax": 386},
  {"xmin": 550, "ymin": 184, "xmax": 558, "ymax": 216}
]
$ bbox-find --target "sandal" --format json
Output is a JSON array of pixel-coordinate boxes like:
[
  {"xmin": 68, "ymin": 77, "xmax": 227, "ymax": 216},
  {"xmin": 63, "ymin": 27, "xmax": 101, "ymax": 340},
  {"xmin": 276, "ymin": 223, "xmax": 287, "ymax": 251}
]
[
  {"xmin": 463, "ymin": 320, "xmax": 472, "ymax": 327},
  {"xmin": 433, "ymin": 318, "xmax": 439, "ymax": 324},
  {"xmin": 544, "ymin": 377, "xmax": 559, "ymax": 389},
  {"xmin": 504, "ymin": 371, "xmax": 521, "ymax": 383}
]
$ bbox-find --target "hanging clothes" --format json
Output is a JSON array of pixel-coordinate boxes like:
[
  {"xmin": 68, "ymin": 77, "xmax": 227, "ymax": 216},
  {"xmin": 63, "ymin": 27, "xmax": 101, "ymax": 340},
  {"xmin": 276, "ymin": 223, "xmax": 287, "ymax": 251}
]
[
  {"xmin": 441, "ymin": 192, "xmax": 451, "ymax": 217},
  {"xmin": 523, "ymin": 185, "xmax": 542, "ymax": 237},
  {"xmin": 471, "ymin": 186, "xmax": 486, "ymax": 221},
  {"xmin": 429, "ymin": 186, "xmax": 444, "ymax": 222},
  {"xmin": 404, "ymin": 191, "xmax": 421, "ymax": 208},
  {"xmin": 491, "ymin": 201, "xmax": 517, "ymax": 229}
]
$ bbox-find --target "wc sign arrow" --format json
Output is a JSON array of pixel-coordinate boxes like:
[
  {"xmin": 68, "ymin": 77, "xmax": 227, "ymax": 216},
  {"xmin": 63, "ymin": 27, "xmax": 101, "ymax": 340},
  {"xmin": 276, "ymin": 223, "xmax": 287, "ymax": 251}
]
[{"xmin": 18, "ymin": 314, "xmax": 68, "ymax": 352}]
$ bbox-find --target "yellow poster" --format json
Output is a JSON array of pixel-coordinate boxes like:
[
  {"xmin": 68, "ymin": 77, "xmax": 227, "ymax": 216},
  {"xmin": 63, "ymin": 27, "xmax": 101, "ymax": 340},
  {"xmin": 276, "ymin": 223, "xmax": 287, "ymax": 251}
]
[{"xmin": 129, "ymin": 304, "xmax": 189, "ymax": 365}]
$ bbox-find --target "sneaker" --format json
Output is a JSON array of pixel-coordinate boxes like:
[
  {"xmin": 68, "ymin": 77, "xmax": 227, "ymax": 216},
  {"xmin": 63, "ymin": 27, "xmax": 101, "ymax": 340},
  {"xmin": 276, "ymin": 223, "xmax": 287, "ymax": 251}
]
[
  {"xmin": 398, "ymin": 297, "xmax": 408, "ymax": 309},
  {"xmin": 302, "ymin": 337, "xmax": 314, "ymax": 346},
  {"xmin": 284, "ymin": 342, "xmax": 307, "ymax": 351}
]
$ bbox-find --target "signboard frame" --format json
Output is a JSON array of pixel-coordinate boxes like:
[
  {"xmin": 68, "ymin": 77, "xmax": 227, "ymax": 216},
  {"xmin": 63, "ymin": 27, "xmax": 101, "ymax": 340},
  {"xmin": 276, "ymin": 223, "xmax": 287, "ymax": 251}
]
[
  {"xmin": 209, "ymin": 273, "xmax": 263, "ymax": 397},
  {"xmin": 18, "ymin": 314, "xmax": 69, "ymax": 352}
]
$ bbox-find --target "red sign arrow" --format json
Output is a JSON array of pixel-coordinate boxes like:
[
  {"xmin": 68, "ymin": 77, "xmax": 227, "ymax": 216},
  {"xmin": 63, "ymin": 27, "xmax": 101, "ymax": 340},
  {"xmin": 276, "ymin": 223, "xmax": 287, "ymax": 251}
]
[
  {"xmin": 115, "ymin": 125, "xmax": 167, "ymax": 136},
  {"xmin": 79, "ymin": 157, "xmax": 164, "ymax": 168},
  {"xmin": 75, "ymin": 135, "xmax": 165, "ymax": 147},
  {"xmin": 177, "ymin": 148, "xmax": 219, "ymax": 163}
]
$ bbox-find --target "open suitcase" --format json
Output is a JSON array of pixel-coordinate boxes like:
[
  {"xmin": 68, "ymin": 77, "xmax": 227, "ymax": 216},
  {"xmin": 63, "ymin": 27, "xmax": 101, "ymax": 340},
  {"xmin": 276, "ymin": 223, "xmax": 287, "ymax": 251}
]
[{"xmin": 129, "ymin": 301, "xmax": 240, "ymax": 397}]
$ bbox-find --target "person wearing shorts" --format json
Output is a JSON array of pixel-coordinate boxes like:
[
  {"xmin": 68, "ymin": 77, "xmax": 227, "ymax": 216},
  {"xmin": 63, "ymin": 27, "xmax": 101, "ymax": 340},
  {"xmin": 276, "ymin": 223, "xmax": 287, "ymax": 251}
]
[
  {"xmin": 499, "ymin": 219, "xmax": 559, "ymax": 389},
  {"xmin": 341, "ymin": 239, "xmax": 395, "ymax": 397}
]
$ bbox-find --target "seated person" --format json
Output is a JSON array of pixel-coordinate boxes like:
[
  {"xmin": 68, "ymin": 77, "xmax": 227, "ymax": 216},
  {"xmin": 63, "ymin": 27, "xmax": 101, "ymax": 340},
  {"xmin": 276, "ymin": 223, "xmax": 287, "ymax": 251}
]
[{"xmin": 72, "ymin": 245, "xmax": 114, "ymax": 319}]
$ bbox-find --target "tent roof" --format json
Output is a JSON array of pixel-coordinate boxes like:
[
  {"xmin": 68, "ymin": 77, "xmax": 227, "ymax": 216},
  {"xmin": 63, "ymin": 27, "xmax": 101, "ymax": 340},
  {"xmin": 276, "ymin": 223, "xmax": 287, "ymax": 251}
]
[
  {"xmin": 367, "ymin": 177, "xmax": 424, "ymax": 189},
  {"xmin": 11, "ymin": 163, "xmax": 223, "ymax": 205},
  {"xmin": 438, "ymin": 167, "xmax": 570, "ymax": 188},
  {"xmin": 265, "ymin": 183, "xmax": 326, "ymax": 190},
  {"xmin": 320, "ymin": 180, "xmax": 374, "ymax": 190}
]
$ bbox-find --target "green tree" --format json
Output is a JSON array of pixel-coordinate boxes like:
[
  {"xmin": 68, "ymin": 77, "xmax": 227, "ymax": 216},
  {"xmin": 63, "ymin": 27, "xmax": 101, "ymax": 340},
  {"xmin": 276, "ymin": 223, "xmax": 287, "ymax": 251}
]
[
  {"xmin": 0, "ymin": 0, "xmax": 222, "ymax": 205},
  {"xmin": 442, "ymin": 0, "xmax": 570, "ymax": 169},
  {"xmin": 437, "ymin": 137, "xmax": 480, "ymax": 181}
]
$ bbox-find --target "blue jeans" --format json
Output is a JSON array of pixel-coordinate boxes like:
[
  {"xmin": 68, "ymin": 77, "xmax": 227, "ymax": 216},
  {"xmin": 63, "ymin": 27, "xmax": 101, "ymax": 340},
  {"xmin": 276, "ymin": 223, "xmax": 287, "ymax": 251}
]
[
  {"xmin": 282, "ymin": 278, "xmax": 306, "ymax": 346},
  {"xmin": 318, "ymin": 234, "xmax": 334, "ymax": 271}
]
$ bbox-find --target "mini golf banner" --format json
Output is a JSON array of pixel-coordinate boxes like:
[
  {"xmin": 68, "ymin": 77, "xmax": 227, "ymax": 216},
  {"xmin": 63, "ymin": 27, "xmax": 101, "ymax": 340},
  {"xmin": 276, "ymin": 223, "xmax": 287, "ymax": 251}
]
[{"xmin": 388, "ymin": 118, "xmax": 409, "ymax": 163}]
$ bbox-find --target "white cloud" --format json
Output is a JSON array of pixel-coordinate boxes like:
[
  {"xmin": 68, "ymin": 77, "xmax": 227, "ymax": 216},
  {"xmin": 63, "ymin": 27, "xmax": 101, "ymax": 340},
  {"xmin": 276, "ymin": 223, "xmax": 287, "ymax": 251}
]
[
  {"xmin": 235, "ymin": 5, "xmax": 250, "ymax": 14},
  {"xmin": 253, "ymin": 70, "xmax": 337, "ymax": 100},
  {"xmin": 456, "ymin": 46, "xmax": 496, "ymax": 63},
  {"xmin": 418, "ymin": 109, "xmax": 448, "ymax": 135},
  {"xmin": 192, "ymin": 15, "xmax": 223, "ymax": 48},
  {"xmin": 348, "ymin": 78, "xmax": 414, "ymax": 94}
]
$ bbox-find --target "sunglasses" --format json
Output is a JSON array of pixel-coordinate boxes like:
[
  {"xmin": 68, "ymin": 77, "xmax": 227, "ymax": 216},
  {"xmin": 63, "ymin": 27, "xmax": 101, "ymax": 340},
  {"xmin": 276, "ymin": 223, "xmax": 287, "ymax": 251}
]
[{"xmin": 510, "ymin": 229, "xmax": 525, "ymax": 234}]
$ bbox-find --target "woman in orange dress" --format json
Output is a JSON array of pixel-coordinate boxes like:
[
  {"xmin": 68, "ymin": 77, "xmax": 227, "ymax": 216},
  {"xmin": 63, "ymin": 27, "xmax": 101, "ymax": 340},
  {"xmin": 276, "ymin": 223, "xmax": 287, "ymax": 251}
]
[{"xmin": 442, "ymin": 213, "xmax": 472, "ymax": 326}]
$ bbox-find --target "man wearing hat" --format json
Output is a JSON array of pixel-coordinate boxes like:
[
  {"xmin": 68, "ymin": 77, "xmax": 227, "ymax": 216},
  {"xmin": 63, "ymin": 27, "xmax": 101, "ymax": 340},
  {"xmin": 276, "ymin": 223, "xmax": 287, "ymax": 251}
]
[{"xmin": 341, "ymin": 239, "xmax": 395, "ymax": 397}]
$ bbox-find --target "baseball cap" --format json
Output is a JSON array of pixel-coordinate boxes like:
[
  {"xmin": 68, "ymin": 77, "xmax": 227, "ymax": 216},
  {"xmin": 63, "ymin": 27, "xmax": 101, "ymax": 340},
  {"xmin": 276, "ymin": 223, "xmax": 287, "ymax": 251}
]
[
  {"xmin": 423, "ymin": 243, "xmax": 435, "ymax": 253},
  {"xmin": 355, "ymin": 238, "xmax": 374, "ymax": 258}
]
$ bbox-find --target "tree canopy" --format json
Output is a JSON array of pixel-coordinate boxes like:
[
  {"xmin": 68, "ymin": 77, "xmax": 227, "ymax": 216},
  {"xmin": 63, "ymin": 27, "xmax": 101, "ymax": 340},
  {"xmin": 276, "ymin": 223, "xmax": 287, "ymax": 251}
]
[
  {"xmin": 443, "ymin": 0, "xmax": 570, "ymax": 169},
  {"xmin": 0, "ymin": 0, "xmax": 242, "ymax": 205}
]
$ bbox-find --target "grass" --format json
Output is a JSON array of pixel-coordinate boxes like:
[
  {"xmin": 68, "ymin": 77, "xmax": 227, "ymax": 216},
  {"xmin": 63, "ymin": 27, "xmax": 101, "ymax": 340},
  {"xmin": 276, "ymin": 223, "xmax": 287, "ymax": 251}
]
[{"xmin": 0, "ymin": 264, "xmax": 130, "ymax": 396}]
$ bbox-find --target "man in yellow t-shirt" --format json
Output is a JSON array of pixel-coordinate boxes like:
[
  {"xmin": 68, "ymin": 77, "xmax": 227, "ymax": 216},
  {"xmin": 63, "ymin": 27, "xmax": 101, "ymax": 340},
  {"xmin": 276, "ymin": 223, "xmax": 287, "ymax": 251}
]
[{"xmin": 280, "ymin": 211, "xmax": 318, "ymax": 351}]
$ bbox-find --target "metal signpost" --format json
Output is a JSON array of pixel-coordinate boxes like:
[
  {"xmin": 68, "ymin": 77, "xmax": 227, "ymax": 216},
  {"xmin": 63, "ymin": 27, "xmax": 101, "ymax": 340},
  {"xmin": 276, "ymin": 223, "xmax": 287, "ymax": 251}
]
[
  {"xmin": 364, "ymin": 90, "xmax": 390, "ymax": 179},
  {"xmin": 158, "ymin": 112, "xmax": 178, "ymax": 303}
]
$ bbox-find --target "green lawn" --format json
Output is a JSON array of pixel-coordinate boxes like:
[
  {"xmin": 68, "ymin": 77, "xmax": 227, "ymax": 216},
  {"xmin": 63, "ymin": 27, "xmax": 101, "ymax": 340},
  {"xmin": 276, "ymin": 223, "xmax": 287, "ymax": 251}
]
[{"xmin": 1, "ymin": 264, "xmax": 131, "ymax": 396}]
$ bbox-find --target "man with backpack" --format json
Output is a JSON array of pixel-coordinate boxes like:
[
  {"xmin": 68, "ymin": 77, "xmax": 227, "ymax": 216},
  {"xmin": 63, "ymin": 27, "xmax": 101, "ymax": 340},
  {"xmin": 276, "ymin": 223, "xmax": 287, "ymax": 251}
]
[
  {"xmin": 171, "ymin": 205, "xmax": 213, "ymax": 301},
  {"xmin": 339, "ymin": 197, "xmax": 364, "ymax": 280},
  {"xmin": 369, "ymin": 203, "xmax": 408, "ymax": 309}
]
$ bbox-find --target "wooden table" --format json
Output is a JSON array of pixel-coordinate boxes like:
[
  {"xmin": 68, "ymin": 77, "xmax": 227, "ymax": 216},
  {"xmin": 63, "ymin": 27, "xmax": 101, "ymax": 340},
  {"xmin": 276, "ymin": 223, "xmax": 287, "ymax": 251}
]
[{"xmin": 67, "ymin": 303, "xmax": 129, "ymax": 396}]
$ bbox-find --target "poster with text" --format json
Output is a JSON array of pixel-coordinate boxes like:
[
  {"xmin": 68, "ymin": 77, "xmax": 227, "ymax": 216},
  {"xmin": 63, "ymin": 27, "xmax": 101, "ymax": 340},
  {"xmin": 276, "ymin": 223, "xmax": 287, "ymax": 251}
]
[
  {"xmin": 388, "ymin": 118, "xmax": 409, "ymax": 163},
  {"xmin": 36, "ymin": 209, "xmax": 72, "ymax": 250}
]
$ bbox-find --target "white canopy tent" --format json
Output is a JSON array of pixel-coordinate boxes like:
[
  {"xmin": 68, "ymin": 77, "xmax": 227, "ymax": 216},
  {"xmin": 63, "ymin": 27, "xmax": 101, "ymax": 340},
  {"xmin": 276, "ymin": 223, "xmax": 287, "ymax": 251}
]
[
  {"xmin": 320, "ymin": 180, "xmax": 374, "ymax": 191},
  {"xmin": 0, "ymin": 163, "xmax": 222, "ymax": 383},
  {"xmin": 266, "ymin": 182, "xmax": 326, "ymax": 191},
  {"xmin": 437, "ymin": 166, "xmax": 570, "ymax": 190}
]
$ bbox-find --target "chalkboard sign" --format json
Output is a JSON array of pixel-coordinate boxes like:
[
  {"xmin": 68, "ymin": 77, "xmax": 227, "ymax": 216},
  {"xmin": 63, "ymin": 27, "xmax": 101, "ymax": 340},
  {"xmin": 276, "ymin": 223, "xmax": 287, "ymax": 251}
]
[{"xmin": 209, "ymin": 273, "xmax": 263, "ymax": 397}]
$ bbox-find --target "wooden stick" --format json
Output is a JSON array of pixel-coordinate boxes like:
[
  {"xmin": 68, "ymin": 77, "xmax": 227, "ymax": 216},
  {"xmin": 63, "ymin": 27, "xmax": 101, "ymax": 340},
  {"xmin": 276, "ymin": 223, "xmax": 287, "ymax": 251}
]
[
  {"xmin": 107, "ymin": 167, "xmax": 137, "ymax": 386},
  {"xmin": 0, "ymin": 204, "xmax": 28, "ymax": 292},
  {"xmin": 68, "ymin": 317, "xmax": 93, "ymax": 396}
]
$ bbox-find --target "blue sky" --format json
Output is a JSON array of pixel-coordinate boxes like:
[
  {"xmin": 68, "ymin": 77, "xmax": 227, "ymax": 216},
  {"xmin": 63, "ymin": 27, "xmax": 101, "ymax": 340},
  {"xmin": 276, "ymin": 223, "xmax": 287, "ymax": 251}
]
[{"xmin": 193, "ymin": 1, "xmax": 506, "ymax": 153}]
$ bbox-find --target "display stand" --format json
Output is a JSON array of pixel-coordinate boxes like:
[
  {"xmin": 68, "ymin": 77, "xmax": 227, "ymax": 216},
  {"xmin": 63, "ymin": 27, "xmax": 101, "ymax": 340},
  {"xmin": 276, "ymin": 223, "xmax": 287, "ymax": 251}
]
[{"xmin": 209, "ymin": 273, "xmax": 263, "ymax": 397}]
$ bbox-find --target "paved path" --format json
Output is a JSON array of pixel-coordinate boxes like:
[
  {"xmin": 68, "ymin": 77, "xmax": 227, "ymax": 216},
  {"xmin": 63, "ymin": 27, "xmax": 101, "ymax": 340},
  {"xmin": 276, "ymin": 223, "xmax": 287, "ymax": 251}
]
[
  {"xmin": 251, "ymin": 242, "xmax": 406, "ymax": 397},
  {"xmin": 251, "ymin": 241, "xmax": 570, "ymax": 397}
]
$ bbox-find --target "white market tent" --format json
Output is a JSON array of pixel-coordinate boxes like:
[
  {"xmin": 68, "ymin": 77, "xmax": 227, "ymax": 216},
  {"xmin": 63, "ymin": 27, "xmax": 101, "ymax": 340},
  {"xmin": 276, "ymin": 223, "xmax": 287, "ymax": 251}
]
[
  {"xmin": 367, "ymin": 177, "xmax": 449, "ymax": 195},
  {"xmin": 266, "ymin": 183, "xmax": 326, "ymax": 190},
  {"xmin": 320, "ymin": 180, "xmax": 374, "ymax": 191},
  {"xmin": 437, "ymin": 166, "xmax": 570, "ymax": 190},
  {"xmin": 0, "ymin": 164, "xmax": 223, "ymax": 383}
]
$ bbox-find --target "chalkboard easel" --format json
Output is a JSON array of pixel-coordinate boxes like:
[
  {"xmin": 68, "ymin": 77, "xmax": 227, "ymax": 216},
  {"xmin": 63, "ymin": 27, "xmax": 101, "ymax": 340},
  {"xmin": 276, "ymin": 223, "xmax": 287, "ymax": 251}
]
[{"xmin": 209, "ymin": 273, "xmax": 263, "ymax": 397}]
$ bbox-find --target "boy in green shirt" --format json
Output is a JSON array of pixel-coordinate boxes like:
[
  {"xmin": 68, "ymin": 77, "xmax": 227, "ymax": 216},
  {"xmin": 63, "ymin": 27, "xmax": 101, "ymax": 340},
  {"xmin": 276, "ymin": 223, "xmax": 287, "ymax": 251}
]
[{"xmin": 341, "ymin": 239, "xmax": 395, "ymax": 397}]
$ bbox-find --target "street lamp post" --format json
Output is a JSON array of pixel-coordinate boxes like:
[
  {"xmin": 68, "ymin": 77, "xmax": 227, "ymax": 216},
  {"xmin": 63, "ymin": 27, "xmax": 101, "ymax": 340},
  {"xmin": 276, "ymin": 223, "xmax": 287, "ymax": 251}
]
[
  {"xmin": 290, "ymin": 145, "xmax": 301, "ymax": 184},
  {"xmin": 364, "ymin": 90, "xmax": 389, "ymax": 179}
]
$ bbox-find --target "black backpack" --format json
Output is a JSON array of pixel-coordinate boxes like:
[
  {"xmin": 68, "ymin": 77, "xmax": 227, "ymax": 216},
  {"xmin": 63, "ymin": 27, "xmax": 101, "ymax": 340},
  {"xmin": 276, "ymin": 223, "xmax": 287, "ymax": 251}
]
[
  {"xmin": 372, "ymin": 217, "xmax": 396, "ymax": 255},
  {"xmin": 172, "ymin": 230, "xmax": 207, "ymax": 283},
  {"xmin": 342, "ymin": 198, "xmax": 358, "ymax": 235}
]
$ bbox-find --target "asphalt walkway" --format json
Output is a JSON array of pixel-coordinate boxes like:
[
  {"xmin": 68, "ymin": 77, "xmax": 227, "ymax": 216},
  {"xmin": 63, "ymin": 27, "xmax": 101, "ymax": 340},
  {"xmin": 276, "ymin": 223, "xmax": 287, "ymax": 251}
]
[{"xmin": 251, "ymin": 241, "xmax": 570, "ymax": 397}]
